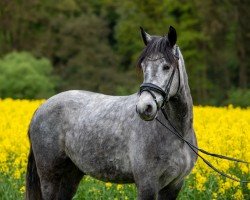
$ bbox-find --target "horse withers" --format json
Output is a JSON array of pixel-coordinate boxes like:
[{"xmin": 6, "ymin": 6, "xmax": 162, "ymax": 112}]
[{"xmin": 26, "ymin": 26, "xmax": 197, "ymax": 200}]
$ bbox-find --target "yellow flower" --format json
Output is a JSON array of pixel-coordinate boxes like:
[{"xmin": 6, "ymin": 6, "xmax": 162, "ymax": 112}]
[
  {"xmin": 19, "ymin": 186, "xmax": 25, "ymax": 194},
  {"xmin": 232, "ymin": 181, "xmax": 240, "ymax": 188},
  {"xmin": 192, "ymin": 106, "xmax": 249, "ymax": 194},
  {"xmin": 247, "ymin": 183, "xmax": 250, "ymax": 190},
  {"xmin": 218, "ymin": 187, "xmax": 225, "ymax": 195},
  {"xmin": 212, "ymin": 192, "xmax": 217, "ymax": 199},
  {"xmin": 117, "ymin": 184, "xmax": 123, "ymax": 190},
  {"xmin": 223, "ymin": 181, "xmax": 231, "ymax": 190},
  {"xmin": 0, "ymin": 99, "xmax": 44, "ymax": 179},
  {"xmin": 105, "ymin": 182, "xmax": 112, "ymax": 188},
  {"xmin": 0, "ymin": 99, "xmax": 249, "ymax": 198},
  {"xmin": 241, "ymin": 164, "xmax": 249, "ymax": 174},
  {"xmin": 233, "ymin": 189, "xmax": 243, "ymax": 200}
]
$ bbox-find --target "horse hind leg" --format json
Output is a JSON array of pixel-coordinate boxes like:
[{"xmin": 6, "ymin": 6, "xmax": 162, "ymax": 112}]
[
  {"xmin": 38, "ymin": 157, "xmax": 84, "ymax": 200},
  {"xmin": 57, "ymin": 159, "xmax": 84, "ymax": 200},
  {"xmin": 135, "ymin": 177, "xmax": 158, "ymax": 200},
  {"xmin": 39, "ymin": 178, "xmax": 60, "ymax": 200},
  {"xmin": 157, "ymin": 180, "xmax": 184, "ymax": 200}
]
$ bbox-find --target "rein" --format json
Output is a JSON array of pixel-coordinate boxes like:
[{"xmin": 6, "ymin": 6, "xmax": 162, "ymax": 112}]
[
  {"xmin": 156, "ymin": 110, "xmax": 249, "ymax": 183},
  {"xmin": 138, "ymin": 47, "xmax": 249, "ymax": 183}
]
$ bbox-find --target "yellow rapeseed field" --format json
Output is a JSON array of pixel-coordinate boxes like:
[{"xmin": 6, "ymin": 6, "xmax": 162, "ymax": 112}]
[{"xmin": 0, "ymin": 99, "xmax": 249, "ymax": 199}]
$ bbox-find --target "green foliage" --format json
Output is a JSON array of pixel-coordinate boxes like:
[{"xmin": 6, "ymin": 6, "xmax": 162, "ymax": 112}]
[
  {"xmin": 115, "ymin": 0, "xmax": 173, "ymax": 67},
  {"xmin": 0, "ymin": 173, "xmax": 24, "ymax": 200},
  {"xmin": 225, "ymin": 89, "xmax": 250, "ymax": 108},
  {"xmin": 0, "ymin": 0, "xmax": 133, "ymax": 95},
  {"xmin": 0, "ymin": 52, "xmax": 56, "ymax": 99},
  {"xmin": 114, "ymin": 0, "xmax": 213, "ymax": 104},
  {"xmin": 0, "ymin": 0, "xmax": 249, "ymax": 105},
  {"xmin": 49, "ymin": 11, "xmax": 124, "ymax": 94}
]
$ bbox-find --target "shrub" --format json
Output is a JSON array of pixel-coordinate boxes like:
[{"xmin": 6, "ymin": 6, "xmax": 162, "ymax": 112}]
[
  {"xmin": 0, "ymin": 52, "xmax": 57, "ymax": 99},
  {"xmin": 225, "ymin": 89, "xmax": 250, "ymax": 107}
]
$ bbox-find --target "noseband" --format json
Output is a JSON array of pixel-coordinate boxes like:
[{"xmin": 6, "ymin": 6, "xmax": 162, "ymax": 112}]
[{"xmin": 139, "ymin": 47, "xmax": 180, "ymax": 108}]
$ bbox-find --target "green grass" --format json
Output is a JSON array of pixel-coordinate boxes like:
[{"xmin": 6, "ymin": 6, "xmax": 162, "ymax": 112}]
[{"xmin": 0, "ymin": 172, "xmax": 249, "ymax": 199}]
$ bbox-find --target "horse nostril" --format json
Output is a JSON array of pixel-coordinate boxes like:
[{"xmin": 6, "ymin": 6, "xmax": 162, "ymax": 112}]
[{"xmin": 145, "ymin": 104, "xmax": 153, "ymax": 114}]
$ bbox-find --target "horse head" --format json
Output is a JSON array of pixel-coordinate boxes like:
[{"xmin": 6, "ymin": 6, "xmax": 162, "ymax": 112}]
[{"xmin": 136, "ymin": 26, "xmax": 180, "ymax": 121}]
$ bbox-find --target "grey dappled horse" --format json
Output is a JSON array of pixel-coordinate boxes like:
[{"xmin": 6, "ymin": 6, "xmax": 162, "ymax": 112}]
[{"xmin": 26, "ymin": 26, "xmax": 197, "ymax": 200}]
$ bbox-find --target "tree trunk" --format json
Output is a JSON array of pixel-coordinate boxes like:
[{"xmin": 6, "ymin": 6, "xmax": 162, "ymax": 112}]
[{"xmin": 236, "ymin": 0, "xmax": 250, "ymax": 88}]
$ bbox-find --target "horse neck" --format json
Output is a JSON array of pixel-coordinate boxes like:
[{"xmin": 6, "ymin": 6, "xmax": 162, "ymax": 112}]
[{"xmin": 161, "ymin": 52, "xmax": 194, "ymax": 136}]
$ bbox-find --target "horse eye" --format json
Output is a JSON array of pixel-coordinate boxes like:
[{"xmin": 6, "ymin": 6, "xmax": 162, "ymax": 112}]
[{"xmin": 162, "ymin": 65, "xmax": 170, "ymax": 71}]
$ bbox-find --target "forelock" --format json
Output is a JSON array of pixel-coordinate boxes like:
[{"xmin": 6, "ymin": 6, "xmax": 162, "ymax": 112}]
[{"xmin": 137, "ymin": 37, "xmax": 176, "ymax": 68}]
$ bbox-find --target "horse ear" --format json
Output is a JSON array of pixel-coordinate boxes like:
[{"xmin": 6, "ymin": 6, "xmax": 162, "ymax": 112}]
[
  {"xmin": 140, "ymin": 27, "xmax": 152, "ymax": 45},
  {"xmin": 168, "ymin": 26, "xmax": 177, "ymax": 47}
]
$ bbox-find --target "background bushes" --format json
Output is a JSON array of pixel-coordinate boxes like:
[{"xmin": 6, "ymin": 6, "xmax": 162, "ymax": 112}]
[{"xmin": 0, "ymin": 52, "xmax": 57, "ymax": 99}]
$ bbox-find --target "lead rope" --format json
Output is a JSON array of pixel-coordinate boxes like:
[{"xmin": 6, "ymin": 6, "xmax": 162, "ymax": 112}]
[{"xmin": 155, "ymin": 108, "xmax": 250, "ymax": 183}]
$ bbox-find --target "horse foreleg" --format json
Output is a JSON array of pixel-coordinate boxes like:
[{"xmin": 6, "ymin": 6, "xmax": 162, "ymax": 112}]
[{"xmin": 39, "ymin": 159, "xmax": 84, "ymax": 200}]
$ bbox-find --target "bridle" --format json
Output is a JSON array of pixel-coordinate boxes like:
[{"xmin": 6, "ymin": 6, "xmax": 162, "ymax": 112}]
[
  {"xmin": 139, "ymin": 47, "xmax": 180, "ymax": 109},
  {"xmin": 137, "ymin": 46, "xmax": 249, "ymax": 183}
]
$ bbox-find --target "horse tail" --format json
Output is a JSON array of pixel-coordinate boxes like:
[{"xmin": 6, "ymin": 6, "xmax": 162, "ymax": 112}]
[{"xmin": 25, "ymin": 131, "xmax": 42, "ymax": 200}]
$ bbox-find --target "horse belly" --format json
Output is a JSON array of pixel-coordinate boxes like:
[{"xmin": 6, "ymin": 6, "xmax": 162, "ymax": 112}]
[
  {"xmin": 82, "ymin": 155, "xmax": 134, "ymax": 184},
  {"xmin": 65, "ymin": 130, "xmax": 134, "ymax": 183}
]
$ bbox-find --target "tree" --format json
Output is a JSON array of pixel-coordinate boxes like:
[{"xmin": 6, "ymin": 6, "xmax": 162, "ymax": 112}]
[
  {"xmin": 235, "ymin": 0, "xmax": 250, "ymax": 88},
  {"xmin": 114, "ymin": 0, "xmax": 211, "ymax": 103},
  {"xmin": 0, "ymin": 52, "xmax": 56, "ymax": 99},
  {"xmin": 0, "ymin": 0, "xmax": 249, "ymax": 105},
  {"xmin": 0, "ymin": 0, "xmax": 128, "ymax": 95},
  {"xmin": 195, "ymin": 0, "xmax": 250, "ymax": 105}
]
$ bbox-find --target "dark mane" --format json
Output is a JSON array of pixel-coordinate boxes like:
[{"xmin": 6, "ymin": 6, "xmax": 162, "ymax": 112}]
[{"xmin": 137, "ymin": 36, "xmax": 176, "ymax": 68}]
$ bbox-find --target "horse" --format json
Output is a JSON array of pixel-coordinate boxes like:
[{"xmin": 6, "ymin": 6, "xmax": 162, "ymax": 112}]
[{"xmin": 26, "ymin": 26, "xmax": 198, "ymax": 200}]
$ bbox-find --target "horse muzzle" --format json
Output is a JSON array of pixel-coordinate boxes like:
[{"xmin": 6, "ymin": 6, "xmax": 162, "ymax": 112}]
[{"xmin": 136, "ymin": 92, "xmax": 158, "ymax": 121}]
